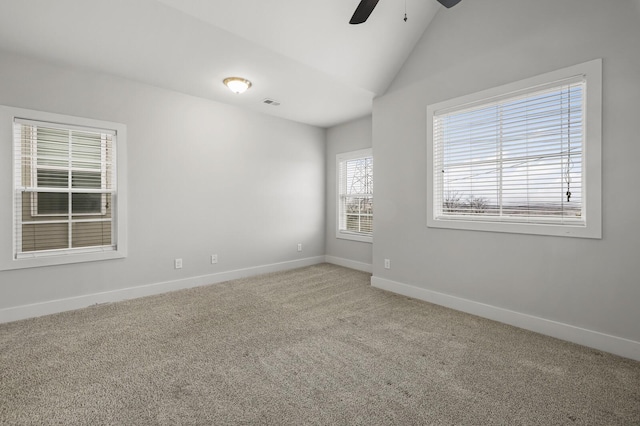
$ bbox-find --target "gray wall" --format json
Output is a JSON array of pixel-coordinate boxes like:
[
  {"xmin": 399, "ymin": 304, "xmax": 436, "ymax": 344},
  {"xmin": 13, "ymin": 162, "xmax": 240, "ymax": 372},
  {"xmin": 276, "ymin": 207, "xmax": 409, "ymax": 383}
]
[
  {"xmin": 325, "ymin": 116, "xmax": 373, "ymax": 269},
  {"xmin": 372, "ymin": 0, "xmax": 640, "ymax": 344},
  {"xmin": 0, "ymin": 51, "xmax": 326, "ymax": 310}
]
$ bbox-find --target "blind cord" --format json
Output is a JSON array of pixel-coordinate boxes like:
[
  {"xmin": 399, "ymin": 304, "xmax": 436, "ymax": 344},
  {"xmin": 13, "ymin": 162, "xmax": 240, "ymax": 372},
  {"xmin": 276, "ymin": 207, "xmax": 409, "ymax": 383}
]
[{"xmin": 566, "ymin": 88, "xmax": 572, "ymax": 202}]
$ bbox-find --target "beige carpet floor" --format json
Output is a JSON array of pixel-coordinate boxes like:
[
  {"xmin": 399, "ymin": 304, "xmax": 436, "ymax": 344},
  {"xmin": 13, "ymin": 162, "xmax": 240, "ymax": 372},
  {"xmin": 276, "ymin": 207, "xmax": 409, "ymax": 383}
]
[{"xmin": 1, "ymin": 263, "xmax": 639, "ymax": 425}]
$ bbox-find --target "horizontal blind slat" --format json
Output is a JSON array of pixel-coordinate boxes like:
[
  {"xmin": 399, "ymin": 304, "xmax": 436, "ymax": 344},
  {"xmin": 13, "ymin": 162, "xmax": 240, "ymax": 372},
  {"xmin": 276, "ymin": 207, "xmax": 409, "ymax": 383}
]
[
  {"xmin": 13, "ymin": 120, "xmax": 116, "ymax": 256},
  {"xmin": 433, "ymin": 79, "xmax": 584, "ymax": 224}
]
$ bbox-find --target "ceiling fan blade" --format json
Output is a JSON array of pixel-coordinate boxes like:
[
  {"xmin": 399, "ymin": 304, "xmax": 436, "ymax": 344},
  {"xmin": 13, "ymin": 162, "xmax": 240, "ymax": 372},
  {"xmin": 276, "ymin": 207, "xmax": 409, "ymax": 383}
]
[
  {"xmin": 349, "ymin": 0, "xmax": 380, "ymax": 24},
  {"xmin": 436, "ymin": 0, "xmax": 462, "ymax": 8}
]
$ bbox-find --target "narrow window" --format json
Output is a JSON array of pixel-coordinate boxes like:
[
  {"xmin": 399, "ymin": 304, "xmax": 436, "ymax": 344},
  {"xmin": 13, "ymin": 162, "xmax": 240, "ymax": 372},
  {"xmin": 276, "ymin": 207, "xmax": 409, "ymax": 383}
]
[{"xmin": 337, "ymin": 149, "xmax": 373, "ymax": 242}]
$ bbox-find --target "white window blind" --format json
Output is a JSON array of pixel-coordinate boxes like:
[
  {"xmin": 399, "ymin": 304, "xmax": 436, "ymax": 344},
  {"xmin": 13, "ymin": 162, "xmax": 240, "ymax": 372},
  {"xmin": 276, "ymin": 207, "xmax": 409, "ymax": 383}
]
[
  {"xmin": 433, "ymin": 76, "xmax": 585, "ymax": 226},
  {"xmin": 337, "ymin": 150, "xmax": 373, "ymax": 240},
  {"xmin": 13, "ymin": 118, "xmax": 116, "ymax": 258}
]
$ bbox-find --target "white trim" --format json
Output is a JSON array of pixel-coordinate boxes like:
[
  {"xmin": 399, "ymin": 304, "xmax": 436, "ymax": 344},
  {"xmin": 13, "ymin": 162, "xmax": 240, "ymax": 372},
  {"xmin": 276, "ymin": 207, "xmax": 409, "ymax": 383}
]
[
  {"xmin": 336, "ymin": 148, "xmax": 373, "ymax": 243},
  {"xmin": 371, "ymin": 275, "xmax": 640, "ymax": 362},
  {"xmin": 427, "ymin": 59, "xmax": 602, "ymax": 239},
  {"xmin": 15, "ymin": 244, "xmax": 115, "ymax": 260},
  {"xmin": 14, "ymin": 117, "xmax": 117, "ymax": 135},
  {"xmin": 336, "ymin": 148, "xmax": 372, "ymax": 162},
  {"xmin": 336, "ymin": 230, "xmax": 373, "ymax": 244},
  {"xmin": 0, "ymin": 256, "xmax": 325, "ymax": 324},
  {"xmin": 1, "ymin": 105, "xmax": 128, "ymax": 271},
  {"xmin": 325, "ymin": 255, "xmax": 372, "ymax": 273}
]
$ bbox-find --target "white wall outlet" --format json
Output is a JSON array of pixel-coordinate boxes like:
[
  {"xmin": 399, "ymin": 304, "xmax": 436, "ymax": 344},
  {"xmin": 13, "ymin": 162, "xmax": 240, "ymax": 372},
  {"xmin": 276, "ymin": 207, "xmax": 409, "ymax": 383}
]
[
  {"xmin": 384, "ymin": 259, "xmax": 391, "ymax": 269},
  {"xmin": 297, "ymin": 243, "xmax": 302, "ymax": 252},
  {"xmin": 211, "ymin": 254, "xmax": 218, "ymax": 264},
  {"xmin": 175, "ymin": 258, "xmax": 183, "ymax": 269}
]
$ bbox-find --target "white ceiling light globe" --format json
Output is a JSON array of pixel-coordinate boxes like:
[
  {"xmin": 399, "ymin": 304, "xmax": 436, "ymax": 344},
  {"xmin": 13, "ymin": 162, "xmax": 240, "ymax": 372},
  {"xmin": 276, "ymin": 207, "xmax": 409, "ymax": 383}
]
[{"xmin": 223, "ymin": 77, "xmax": 252, "ymax": 94}]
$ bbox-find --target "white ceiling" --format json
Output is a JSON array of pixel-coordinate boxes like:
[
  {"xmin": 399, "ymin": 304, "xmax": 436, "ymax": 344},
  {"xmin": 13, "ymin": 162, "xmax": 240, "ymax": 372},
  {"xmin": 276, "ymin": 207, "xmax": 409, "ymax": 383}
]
[{"xmin": 0, "ymin": 0, "xmax": 441, "ymax": 128}]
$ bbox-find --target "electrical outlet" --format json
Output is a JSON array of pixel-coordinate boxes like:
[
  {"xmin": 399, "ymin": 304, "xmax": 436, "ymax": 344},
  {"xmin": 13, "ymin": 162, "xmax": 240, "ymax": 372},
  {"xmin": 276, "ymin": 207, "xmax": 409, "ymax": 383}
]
[
  {"xmin": 297, "ymin": 243, "xmax": 302, "ymax": 252},
  {"xmin": 175, "ymin": 258, "xmax": 183, "ymax": 269},
  {"xmin": 384, "ymin": 259, "xmax": 391, "ymax": 269},
  {"xmin": 211, "ymin": 254, "xmax": 218, "ymax": 264}
]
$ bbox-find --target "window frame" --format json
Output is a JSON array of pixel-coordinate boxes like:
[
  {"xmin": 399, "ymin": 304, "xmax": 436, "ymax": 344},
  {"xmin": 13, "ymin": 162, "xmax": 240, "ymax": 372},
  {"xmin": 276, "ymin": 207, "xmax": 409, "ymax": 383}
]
[
  {"xmin": 336, "ymin": 148, "xmax": 373, "ymax": 243},
  {"xmin": 0, "ymin": 106, "xmax": 127, "ymax": 271},
  {"xmin": 426, "ymin": 59, "xmax": 602, "ymax": 239}
]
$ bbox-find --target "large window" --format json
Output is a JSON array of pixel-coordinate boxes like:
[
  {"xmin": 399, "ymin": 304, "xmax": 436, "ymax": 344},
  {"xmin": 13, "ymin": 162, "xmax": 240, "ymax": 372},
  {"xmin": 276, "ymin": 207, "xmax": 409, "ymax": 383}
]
[
  {"xmin": 427, "ymin": 59, "xmax": 601, "ymax": 238},
  {"xmin": 1, "ymin": 106, "xmax": 127, "ymax": 270},
  {"xmin": 337, "ymin": 149, "xmax": 373, "ymax": 242}
]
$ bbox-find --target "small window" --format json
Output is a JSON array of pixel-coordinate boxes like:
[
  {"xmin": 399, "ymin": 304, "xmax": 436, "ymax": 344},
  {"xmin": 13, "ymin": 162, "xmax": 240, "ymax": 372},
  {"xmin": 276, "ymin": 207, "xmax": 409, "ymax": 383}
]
[
  {"xmin": 427, "ymin": 59, "xmax": 602, "ymax": 238},
  {"xmin": 2, "ymin": 106, "xmax": 127, "ymax": 270},
  {"xmin": 336, "ymin": 149, "xmax": 373, "ymax": 243}
]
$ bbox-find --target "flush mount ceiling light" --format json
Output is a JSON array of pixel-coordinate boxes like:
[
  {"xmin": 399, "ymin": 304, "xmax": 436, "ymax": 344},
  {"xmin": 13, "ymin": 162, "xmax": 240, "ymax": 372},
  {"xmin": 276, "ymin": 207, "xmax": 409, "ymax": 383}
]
[{"xmin": 223, "ymin": 77, "xmax": 252, "ymax": 94}]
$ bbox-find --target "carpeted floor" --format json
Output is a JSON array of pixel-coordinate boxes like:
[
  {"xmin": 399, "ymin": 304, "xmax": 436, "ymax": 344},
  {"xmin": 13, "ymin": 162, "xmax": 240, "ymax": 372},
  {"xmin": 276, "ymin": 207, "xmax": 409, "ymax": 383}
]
[{"xmin": 1, "ymin": 263, "xmax": 639, "ymax": 425}]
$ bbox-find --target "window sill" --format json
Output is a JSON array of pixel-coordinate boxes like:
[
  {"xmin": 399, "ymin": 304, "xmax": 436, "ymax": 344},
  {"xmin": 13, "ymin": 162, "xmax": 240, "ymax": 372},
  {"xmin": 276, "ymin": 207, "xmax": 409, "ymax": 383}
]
[
  {"xmin": 336, "ymin": 231, "xmax": 373, "ymax": 243},
  {"xmin": 427, "ymin": 217, "xmax": 600, "ymax": 239},
  {"xmin": 1, "ymin": 248, "xmax": 126, "ymax": 271}
]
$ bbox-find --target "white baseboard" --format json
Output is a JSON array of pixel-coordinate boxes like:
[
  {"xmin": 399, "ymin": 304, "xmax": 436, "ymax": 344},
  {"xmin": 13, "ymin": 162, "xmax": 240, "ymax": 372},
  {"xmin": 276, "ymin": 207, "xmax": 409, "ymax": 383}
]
[
  {"xmin": 325, "ymin": 255, "xmax": 372, "ymax": 273},
  {"xmin": 371, "ymin": 275, "xmax": 640, "ymax": 362},
  {"xmin": 0, "ymin": 256, "xmax": 325, "ymax": 324}
]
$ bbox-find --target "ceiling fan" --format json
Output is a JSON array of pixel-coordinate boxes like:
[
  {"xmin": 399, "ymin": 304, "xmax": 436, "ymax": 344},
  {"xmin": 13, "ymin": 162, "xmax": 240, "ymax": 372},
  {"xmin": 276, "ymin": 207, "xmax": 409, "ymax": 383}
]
[{"xmin": 350, "ymin": 0, "xmax": 461, "ymax": 24}]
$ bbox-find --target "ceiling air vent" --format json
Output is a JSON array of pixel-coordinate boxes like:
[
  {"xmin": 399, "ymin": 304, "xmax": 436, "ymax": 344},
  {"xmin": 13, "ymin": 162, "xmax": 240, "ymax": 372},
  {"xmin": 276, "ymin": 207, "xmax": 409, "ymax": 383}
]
[{"xmin": 262, "ymin": 98, "xmax": 281, "ymax": 106}]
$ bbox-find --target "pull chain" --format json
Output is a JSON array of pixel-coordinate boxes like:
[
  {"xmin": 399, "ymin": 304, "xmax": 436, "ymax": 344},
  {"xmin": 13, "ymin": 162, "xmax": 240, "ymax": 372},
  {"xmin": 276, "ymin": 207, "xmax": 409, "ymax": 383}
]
[{"xmin": 404, "ymin": 0, "xmax": 408, "ymax": 22}]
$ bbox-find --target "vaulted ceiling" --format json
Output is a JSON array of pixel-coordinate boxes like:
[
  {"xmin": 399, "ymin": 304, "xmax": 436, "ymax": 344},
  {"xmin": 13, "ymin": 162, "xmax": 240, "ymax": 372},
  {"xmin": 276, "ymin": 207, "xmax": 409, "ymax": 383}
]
[{"xmin": 0, "ymin": 0, "xmax": 442, "ymax": 127}]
